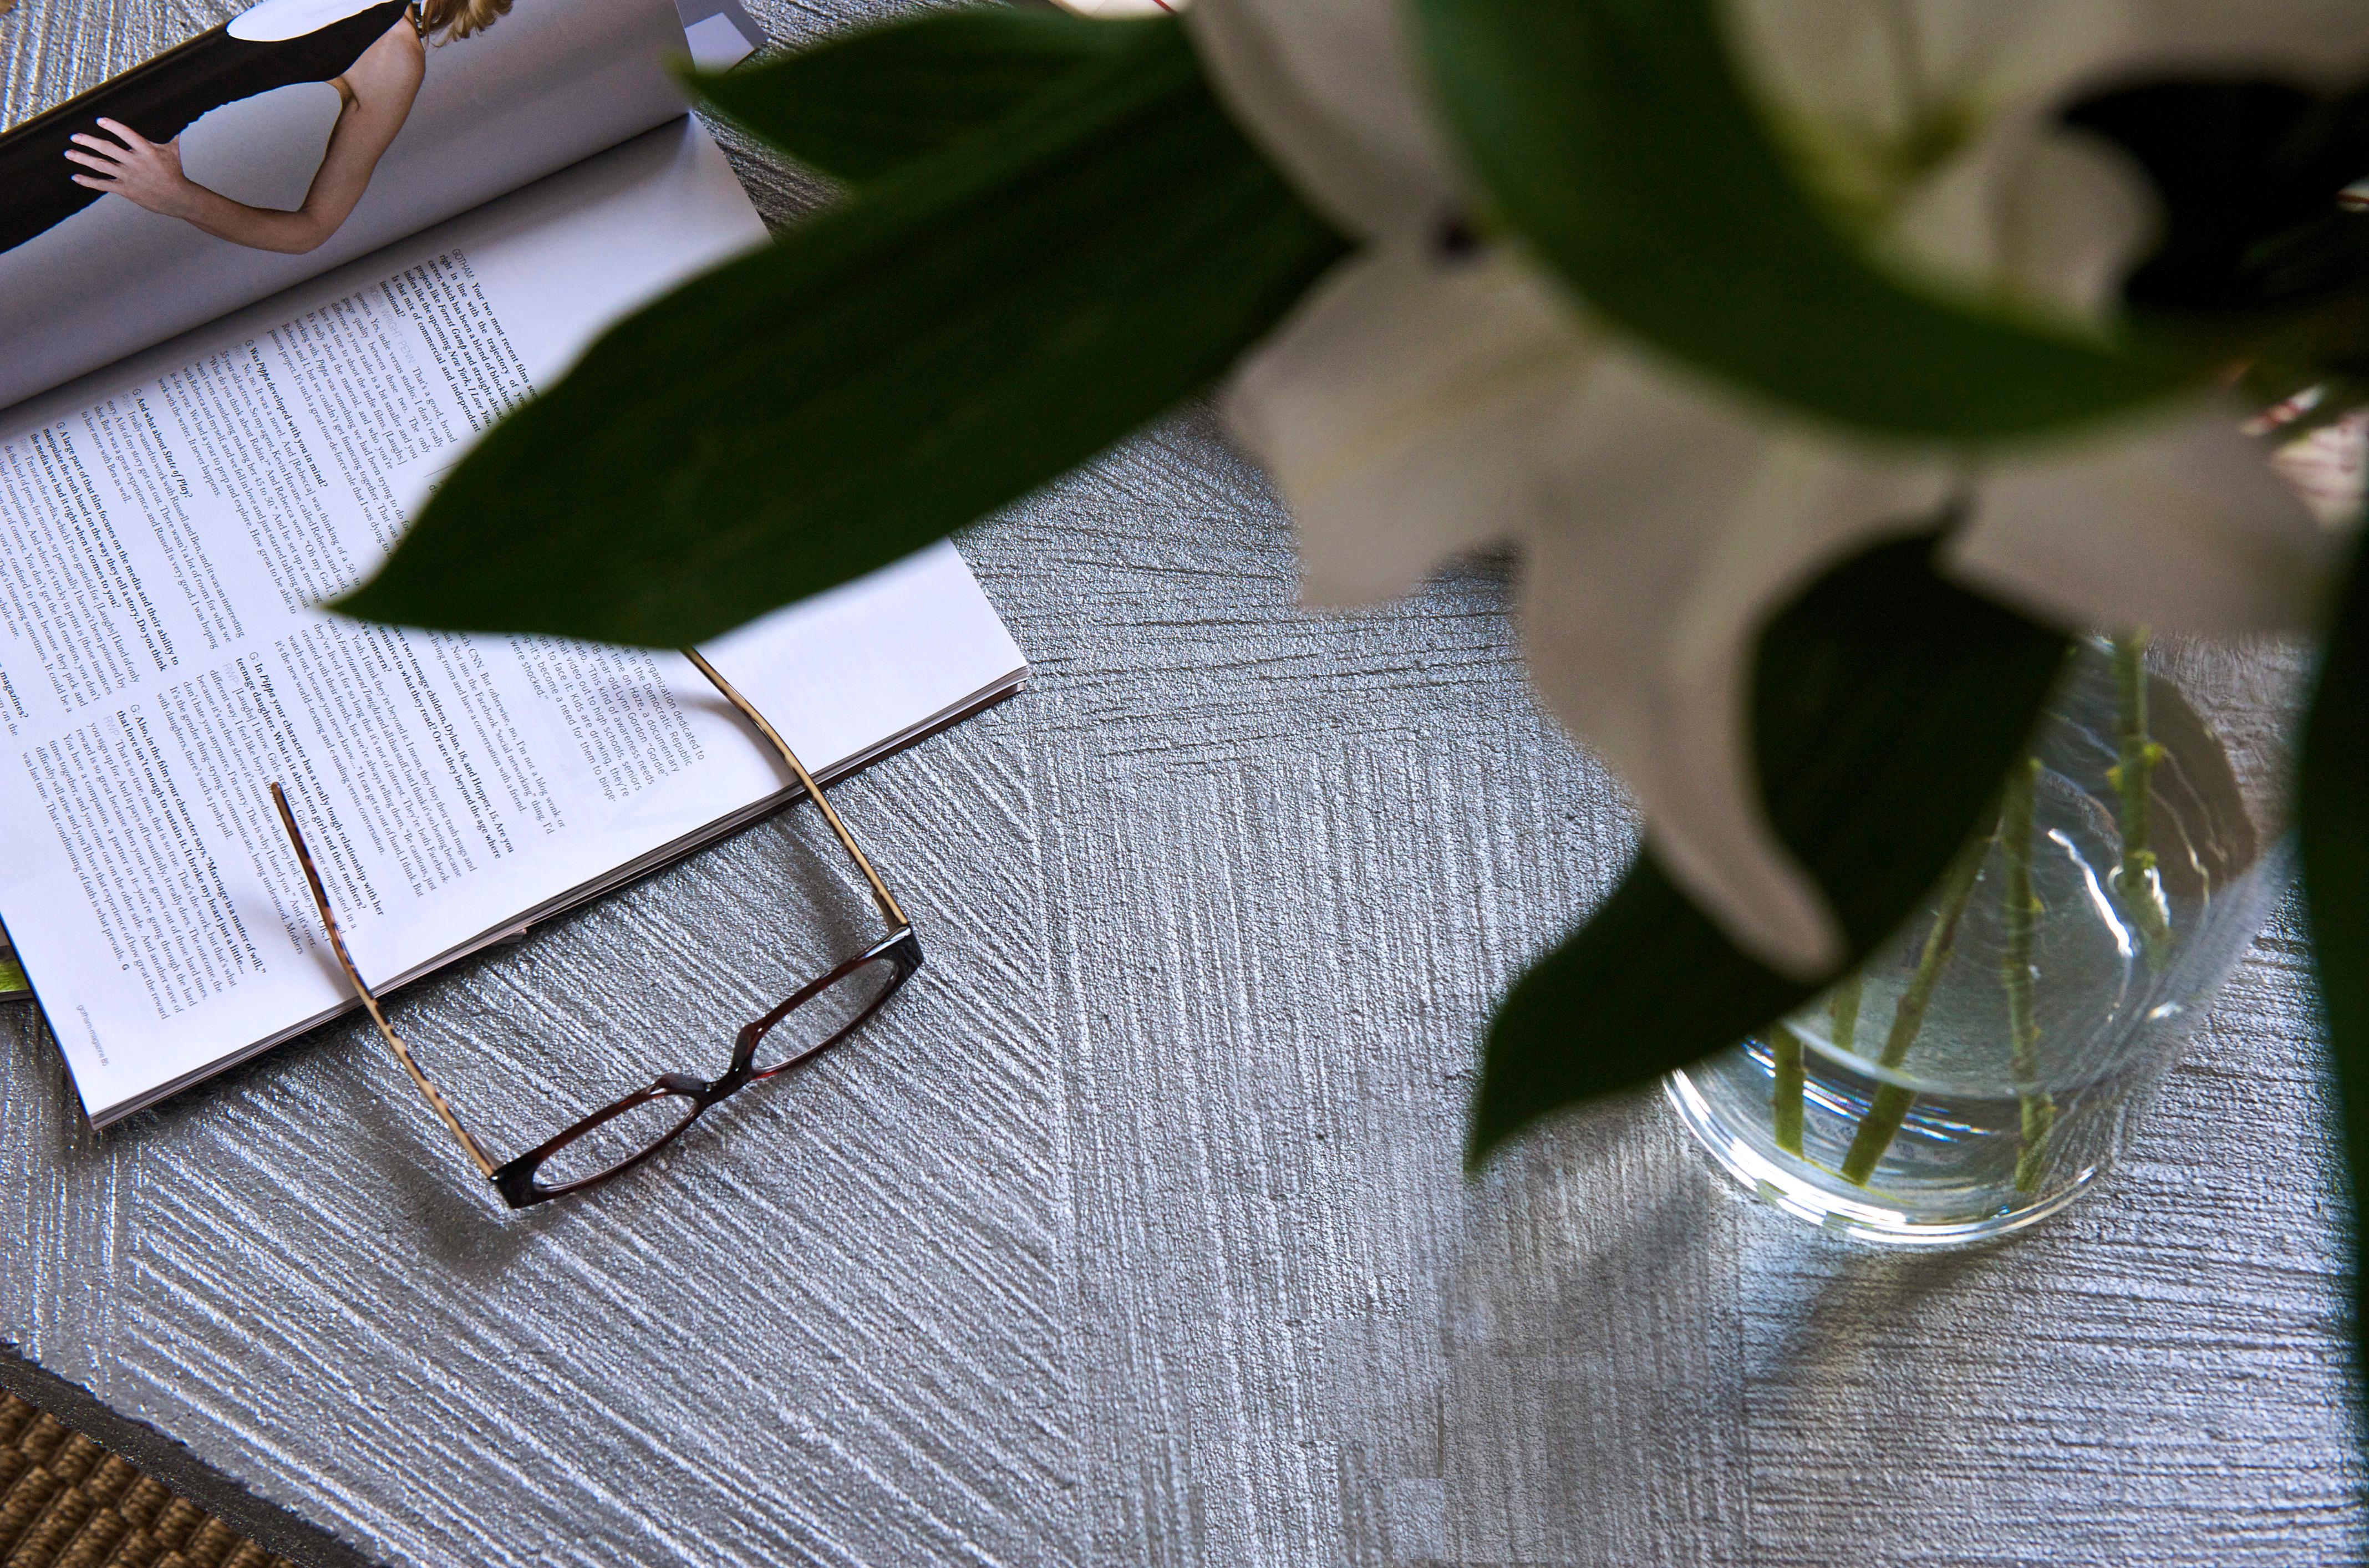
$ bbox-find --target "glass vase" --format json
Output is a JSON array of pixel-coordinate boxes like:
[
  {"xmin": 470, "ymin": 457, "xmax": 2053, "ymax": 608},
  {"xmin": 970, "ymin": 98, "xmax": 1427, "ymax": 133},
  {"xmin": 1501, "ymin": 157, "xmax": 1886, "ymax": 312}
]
[{"xmin": 1665, "ymin": 635, "xmax": 2301, "ymax": 1246}]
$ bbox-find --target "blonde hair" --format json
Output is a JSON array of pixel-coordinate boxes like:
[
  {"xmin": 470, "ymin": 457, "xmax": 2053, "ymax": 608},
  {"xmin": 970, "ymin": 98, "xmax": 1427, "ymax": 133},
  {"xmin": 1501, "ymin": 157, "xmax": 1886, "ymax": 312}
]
[{"xmin": 415, "ymin": 0, "xmax": 510, "ymax": 43}]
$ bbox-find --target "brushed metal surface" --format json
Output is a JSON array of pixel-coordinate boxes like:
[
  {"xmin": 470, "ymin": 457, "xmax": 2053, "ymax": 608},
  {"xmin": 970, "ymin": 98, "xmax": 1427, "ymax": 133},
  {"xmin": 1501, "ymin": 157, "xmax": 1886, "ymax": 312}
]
[{"xmin": 3, "ymin": 2, "xmax": 2362, "ymax": 1563}]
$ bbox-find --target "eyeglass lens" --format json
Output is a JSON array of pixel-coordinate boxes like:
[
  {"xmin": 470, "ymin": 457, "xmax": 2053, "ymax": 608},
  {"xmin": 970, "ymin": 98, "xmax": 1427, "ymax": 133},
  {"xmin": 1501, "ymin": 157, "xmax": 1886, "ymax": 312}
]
[
  {"xmin": 534, "ymin": 1088, "xmax": 701, "ymax": 1190},
  {"xmin": 527, "ymin": 954, "xmax": 903, "ymax": 1194},
  {"xmin": 750, "ymin": 955, "xmax": 901, "ymax": 1076}
]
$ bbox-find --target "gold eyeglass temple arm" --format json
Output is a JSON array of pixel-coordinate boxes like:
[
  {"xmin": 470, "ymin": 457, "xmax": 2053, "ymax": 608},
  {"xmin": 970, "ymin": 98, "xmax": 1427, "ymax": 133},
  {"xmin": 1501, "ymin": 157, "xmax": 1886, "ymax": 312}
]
[
  {"xmin": 269, "ymin": 783, "xmax": 499, "ymax": 1179},
  {"xmin": 682, "ymin": 648, "xmax": 910, "ymax": 931}
]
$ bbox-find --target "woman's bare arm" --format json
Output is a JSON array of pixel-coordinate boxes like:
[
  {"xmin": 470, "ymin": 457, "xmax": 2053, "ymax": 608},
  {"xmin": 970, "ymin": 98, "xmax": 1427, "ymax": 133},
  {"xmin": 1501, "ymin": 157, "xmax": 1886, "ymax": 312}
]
[{"xmin": 64, "ymin": 18, "xmax": 424, "ymax": 255}]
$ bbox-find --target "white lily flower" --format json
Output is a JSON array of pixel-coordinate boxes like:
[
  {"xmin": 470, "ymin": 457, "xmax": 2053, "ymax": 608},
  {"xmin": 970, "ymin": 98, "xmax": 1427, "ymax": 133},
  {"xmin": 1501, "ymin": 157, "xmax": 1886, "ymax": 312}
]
[
  {"xmin": 1227, "ymin": 242, "xmax": 2327, "ymax": 975},
  {"xmin": 1726, "ymin": 0, "xmax": 2369, "ymax": 321},
  {"xmin": 1048, "ymin": 0, "xmax": 1178, "ymax": 17},
  {"xmin": 1191, "ymin": 0, "xmax": 2357, "ymax": 975},
  {"xmin": 1186, "ymin": 0, "xmax": 1462, "ymax": 240}
]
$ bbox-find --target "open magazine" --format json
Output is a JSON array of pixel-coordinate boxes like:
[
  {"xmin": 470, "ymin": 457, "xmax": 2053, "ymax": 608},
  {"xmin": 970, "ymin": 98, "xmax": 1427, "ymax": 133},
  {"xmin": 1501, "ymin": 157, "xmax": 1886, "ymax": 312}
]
[{"xmin": 0, "ymin": 0, "xmax": 1030, "ymax": 1124}]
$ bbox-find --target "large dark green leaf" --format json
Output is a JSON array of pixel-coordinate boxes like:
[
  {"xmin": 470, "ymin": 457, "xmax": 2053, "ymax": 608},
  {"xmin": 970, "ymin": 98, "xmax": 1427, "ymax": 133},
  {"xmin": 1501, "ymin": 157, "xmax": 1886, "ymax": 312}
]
[
  {"xmin": 1405, "ymin": 0, "xmax": 2198, "ymax": 441},
  {"xmin": 1470, "ymin": 534, "xmax": 2070, "ymax": 1164},
  {"xmin": 2299, "ymin": 534, "xmax": 2369, "ymax": 1397},
  {"xmin": 693, "ymin": 7, "xmax": 1147, "ymax": 187},
  {"xmin": 336, "ymin": 19, "xmax": 1346, "ymax": 645}
]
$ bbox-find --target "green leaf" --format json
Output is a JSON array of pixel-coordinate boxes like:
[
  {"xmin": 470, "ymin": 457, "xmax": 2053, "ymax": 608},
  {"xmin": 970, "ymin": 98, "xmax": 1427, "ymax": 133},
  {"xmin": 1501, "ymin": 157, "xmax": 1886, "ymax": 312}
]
[
  {"xmin": 1470, "ymin": 533, "xmax": 2071, "ymax": 1164},
  {"xmin": 692, "ymin": 7, "xmax": 1149, "ymax": 187},
  {"xmin": 337, "ymin": 19, "xmax": 1346, "ymax": 645},
  {"xmin": 1405, "ymin": 0, "xmax": 2199, "ymax": 441},
  {"xmin": 2298, "ymin": 533, "xmax": 2369, "ymax": 1415}
]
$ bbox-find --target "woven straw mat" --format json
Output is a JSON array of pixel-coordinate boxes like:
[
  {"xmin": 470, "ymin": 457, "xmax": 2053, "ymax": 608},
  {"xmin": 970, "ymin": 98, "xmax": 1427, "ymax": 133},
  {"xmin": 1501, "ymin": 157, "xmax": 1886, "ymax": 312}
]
[{"xmin": 0, "ymin": 1395, "xmax": 294, "ymax": 1568}]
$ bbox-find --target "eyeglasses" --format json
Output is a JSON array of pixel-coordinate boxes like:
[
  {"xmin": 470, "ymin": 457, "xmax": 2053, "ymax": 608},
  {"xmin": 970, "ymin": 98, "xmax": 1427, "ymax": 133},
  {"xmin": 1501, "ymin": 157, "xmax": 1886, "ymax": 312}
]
[{"xmin": 270, "ymin": 648, "xmax": 920, "ymax": 1208}]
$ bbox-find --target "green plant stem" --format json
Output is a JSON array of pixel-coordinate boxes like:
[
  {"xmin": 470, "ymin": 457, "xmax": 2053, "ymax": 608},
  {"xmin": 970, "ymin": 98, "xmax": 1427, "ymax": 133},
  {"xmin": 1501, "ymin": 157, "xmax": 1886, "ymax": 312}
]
[
  {"xmin": 2109, "ymin": 630, "xmax": 2173, "ymax": 967},
  {"xmin": 1840, "ymin": 828, "xmax": 1990, "ymax": 1185},
  {"xmin": 2000, "ymin": 755, "xmax": 2056, "ymax": 1193},
  {"xmin": 1770, "ymin": 1022, "xmax": 1807, "ymax": 1155},
  {"xmin": 1828, "ymin": 971, "xmax": 1862, "ymax": 1057},
  {"xmin": 1763, "ymin": 969, "xmax": 1859, "ymax": 1164}
]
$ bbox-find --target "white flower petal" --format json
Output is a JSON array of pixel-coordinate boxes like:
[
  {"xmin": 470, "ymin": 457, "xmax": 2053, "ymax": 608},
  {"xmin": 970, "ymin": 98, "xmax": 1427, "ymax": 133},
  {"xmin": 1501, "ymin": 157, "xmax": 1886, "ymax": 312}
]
[
  {"xmin": 1048, "ymin": 0, "xmax": 1176, "ymax": 17},
  {"xmin": 1184, "ymin": 0, "xmax": 1460, "ymax": 239},
  {"xmin": 2271, "ymin": 411, "xmax": 2369, "ymax": 530},
  {"xmin": 1725, "ymin": 0, "xmax": 2369, "ymax": 320},
  {"xmin": 1518, "ymin": 354, "xmax": 1951, "ymax": 978},
  {"xmin": 1884, "ymin": 116, "xmax": 2160, "ymax": 325},
  {"xmin": 2111, "ymin": 1, "xmax": 2369, "ymax": 90},
  {"xmin": 1903, "ymin": 3, "xmax": 2141, "ymax": 116},
  {"xmin": 1221, "ymin": 244, "xmax": 1595, "ymax": 606},
  {"xmin": 1724, "ymin": 1, "xmax": 2124, "ymax": 159},
  {"xmin": 1727, "ymin": 0, "xmax": 2369, "ymax": 154},
  {"xmin": 1945, "ymin": 400, "xmax": 2337, "ymax": 633}
]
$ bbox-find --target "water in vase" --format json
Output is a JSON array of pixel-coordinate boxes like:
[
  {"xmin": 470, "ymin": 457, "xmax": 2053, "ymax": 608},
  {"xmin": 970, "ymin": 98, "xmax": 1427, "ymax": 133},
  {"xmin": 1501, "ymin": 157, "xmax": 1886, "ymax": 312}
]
[{"xmin": 1668, "ymin": 640, "xmax": 2283, "ymax": 1244}]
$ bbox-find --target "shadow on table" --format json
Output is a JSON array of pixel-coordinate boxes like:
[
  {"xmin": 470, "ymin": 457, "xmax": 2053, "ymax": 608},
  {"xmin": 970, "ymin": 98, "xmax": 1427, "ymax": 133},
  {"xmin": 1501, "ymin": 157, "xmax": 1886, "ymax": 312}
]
[
  {"xmin": 1316, "ymin": 1092, "xmax": 1758, "ymax": 1565},
  {"xmin": 1365, "ymin": 1091, "xmax": 2014, "ymax": 1567}
]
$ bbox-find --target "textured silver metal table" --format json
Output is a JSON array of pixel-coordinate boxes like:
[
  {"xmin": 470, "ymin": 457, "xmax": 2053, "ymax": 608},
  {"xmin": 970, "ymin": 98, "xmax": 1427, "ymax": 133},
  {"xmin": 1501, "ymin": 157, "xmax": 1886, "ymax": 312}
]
[{"xmin": 4, "ymin": 2, "xmax": 2363, "ymax": 1563}]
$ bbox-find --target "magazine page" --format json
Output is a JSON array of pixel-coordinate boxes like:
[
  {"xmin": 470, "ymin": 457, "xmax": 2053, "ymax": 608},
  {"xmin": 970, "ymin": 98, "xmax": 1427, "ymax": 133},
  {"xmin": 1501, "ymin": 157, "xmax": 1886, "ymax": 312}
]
[
  {"xmin": 0, "ymin": 118, "xmax": 1026, "ymax": 1124},
  {"xmin": 0, "ymin": 0, "xmax": 756, "ymax": 411}
]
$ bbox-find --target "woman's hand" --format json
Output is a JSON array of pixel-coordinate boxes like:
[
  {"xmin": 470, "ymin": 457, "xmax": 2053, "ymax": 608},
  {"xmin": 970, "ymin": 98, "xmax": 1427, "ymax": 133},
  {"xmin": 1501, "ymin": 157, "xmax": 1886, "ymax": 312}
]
[{"xmin": 63, "ymin": 118, "xmax": 201, "ymax": 221}]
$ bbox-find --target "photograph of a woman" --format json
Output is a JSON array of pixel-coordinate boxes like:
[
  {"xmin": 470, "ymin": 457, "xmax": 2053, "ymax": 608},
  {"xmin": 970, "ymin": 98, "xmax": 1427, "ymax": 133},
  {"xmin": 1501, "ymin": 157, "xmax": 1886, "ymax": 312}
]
[{"xmin": 0, "ymin": 0, "xmax": 507, "ymax": 258}]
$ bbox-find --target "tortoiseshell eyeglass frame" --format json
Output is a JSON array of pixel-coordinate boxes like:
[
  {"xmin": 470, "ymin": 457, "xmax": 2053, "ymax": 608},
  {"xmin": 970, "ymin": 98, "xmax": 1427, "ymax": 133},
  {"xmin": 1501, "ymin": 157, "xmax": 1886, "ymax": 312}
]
[{"xmin": 269, "ymin": 648, "xmax": 921, "ymax": 1209}]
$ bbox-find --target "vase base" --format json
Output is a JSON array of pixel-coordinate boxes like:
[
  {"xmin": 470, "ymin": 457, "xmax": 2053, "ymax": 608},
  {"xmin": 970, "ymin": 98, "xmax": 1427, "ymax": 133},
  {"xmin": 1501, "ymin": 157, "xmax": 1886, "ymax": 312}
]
[{"xmin": 1663, "ymin": 1068, "xmax": 2102, "ymax": 1248}]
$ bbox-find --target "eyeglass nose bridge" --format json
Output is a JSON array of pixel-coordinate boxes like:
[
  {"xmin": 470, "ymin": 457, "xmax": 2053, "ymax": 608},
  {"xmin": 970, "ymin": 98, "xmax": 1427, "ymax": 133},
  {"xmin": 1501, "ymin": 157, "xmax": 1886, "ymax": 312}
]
[{"xmin": 730, "ymin": 1017, "xmax": 772, "ymax": 1066}]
